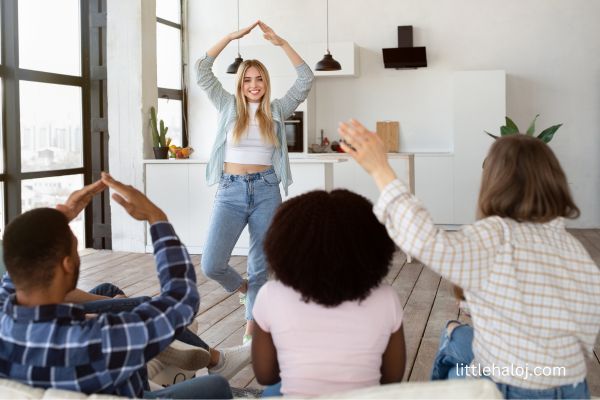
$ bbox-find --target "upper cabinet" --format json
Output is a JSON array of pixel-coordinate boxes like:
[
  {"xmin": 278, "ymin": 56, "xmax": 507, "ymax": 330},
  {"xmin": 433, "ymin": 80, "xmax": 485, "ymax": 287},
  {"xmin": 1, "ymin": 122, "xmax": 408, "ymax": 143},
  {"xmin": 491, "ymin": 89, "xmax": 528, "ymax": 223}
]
[{"xmin": 306, "ymin": 42, "xmax": 360, "ymax": 77}]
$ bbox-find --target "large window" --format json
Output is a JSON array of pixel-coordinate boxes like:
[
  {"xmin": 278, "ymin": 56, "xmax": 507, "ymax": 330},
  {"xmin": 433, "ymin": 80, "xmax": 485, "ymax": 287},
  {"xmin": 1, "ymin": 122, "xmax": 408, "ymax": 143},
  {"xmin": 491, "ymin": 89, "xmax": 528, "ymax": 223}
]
[
  {"xmin": 156, "ymin": 0, "xmax": 187, "ymax": 148},
  {"xmin": 0, "ymin": 0, "xmax": 109, "ymax": 248}
]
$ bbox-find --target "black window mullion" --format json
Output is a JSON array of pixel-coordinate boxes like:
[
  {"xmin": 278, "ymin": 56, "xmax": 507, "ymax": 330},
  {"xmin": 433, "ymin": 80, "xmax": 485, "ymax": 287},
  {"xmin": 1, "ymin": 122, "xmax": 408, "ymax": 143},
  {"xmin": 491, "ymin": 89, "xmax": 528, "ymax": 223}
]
[
  {"xmin": 21, "ymin": 167, "xmax": 85, "ymax": 180},
  {"xmin": 17, "ymin": 69, "xmax": 82, "ymax": 86},
  {"xmin": 158, "ymin": 87, "xmax": 182, "ymax": 101},
  {"xmin": 2, "ymin": 0, "xmax": 23, "ymax": 224},
  {"xmin": 85, "ymin": 0, "xmax": 110, "ymax": 249},
  {"xmin": 156, "ymin": 17, "xmax": 180, "ymax": 30}
]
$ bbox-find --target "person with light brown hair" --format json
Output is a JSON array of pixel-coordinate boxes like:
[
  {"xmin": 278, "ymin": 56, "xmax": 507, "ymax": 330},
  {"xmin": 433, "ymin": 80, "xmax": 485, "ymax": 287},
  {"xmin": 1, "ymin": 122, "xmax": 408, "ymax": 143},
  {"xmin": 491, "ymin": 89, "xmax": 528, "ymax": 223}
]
[
  {"xmin": 338, "ymin": 120, "xmax": 600, "ymax": 399},
  {"xmin": 195, "ymin": 21, "xmax": 313, "ymax": 344}
]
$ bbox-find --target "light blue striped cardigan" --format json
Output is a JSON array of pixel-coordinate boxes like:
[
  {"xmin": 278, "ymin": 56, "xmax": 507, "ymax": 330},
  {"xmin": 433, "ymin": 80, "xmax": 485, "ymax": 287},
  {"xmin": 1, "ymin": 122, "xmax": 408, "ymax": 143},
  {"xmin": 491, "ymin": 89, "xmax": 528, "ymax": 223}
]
[{"xmin": 195, "ymin": 53, "xmax": 314, "ymax": 195}]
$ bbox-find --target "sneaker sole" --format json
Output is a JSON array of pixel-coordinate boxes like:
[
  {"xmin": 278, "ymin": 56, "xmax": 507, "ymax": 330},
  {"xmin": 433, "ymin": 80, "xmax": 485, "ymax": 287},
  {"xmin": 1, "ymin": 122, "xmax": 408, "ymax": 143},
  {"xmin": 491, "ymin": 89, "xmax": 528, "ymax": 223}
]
[{"xmin": 156, "ymin": 343, "xmax": 211, "ymax": 371}]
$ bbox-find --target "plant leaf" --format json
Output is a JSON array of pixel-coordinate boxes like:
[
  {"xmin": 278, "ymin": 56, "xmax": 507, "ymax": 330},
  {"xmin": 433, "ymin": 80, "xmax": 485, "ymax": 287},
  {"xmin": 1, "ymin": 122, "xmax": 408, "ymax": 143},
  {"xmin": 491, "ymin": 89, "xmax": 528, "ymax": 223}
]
[
  {"xmin": 526, "ymin": 114, "xmax": 539, "ymax": 136},
  {"xmin": 484, "ymin": 131, "xmax": 499, "ymax": 140},
  {"xmin": 537, "ymin": 124, "xmax": 562, "ymax": 143},
  {"xmin": 500, "ymin": 126, "xmax": 516, "ymax": 136},
  {"xmin": 504, "ymin": 117, "xmax": 519, "ymax": 134}
]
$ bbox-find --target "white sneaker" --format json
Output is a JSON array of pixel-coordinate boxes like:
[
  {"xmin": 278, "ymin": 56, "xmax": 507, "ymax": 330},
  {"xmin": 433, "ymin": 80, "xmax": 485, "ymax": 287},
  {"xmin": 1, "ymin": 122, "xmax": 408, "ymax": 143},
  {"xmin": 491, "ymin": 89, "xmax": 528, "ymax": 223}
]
[
  {"xmin": 208, "ymin": 343, "xmax": 252, "ymax": 380},
  {"xmin": 152, "ymin": 365, "xmax": 196, "ymax": 387},
  {"xmin": 155, "ymin": 339, "xmax": 211, "ymax": 371},
  {"xmin": 147, "ymin": 358, "xmax": 196, "ymax": 388}
]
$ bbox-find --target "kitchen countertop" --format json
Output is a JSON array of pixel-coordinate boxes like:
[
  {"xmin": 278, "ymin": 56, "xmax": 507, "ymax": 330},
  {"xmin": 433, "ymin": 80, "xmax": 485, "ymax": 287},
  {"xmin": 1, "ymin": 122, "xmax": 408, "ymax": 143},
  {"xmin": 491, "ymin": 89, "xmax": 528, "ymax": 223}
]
[{"xmin": 143, "ymin": 155, "xmax": 349, "ymax": 164}]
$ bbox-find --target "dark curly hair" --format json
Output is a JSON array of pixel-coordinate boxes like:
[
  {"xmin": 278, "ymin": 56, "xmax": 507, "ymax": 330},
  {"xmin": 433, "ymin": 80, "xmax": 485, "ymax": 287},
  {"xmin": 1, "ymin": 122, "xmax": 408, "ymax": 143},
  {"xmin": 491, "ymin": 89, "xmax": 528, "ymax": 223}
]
[{"xmin": 264, "ymin": 189, "xmax": 396, "ymax": 307}]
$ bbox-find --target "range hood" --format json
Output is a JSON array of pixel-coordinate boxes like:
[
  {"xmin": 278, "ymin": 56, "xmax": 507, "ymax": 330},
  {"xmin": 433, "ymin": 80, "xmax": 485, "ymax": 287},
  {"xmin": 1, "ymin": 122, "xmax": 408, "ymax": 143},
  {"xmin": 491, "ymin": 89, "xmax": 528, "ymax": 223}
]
[{"xmin": 382, "ymin": 26, "xmax": 427, "ymax": 69}]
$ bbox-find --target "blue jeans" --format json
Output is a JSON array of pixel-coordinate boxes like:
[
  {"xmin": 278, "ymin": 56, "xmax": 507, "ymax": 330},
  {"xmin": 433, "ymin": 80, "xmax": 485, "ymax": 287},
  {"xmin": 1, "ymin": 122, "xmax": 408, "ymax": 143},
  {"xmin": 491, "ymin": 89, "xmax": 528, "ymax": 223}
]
[
  {"xmin": 83, "ymin": 283, "xmax": 210, "ymax": 351},
  {"xmin": 202, "ymin": 168, "xmax": 282, "ymax": 321},
  {"xmin": 431, "ymin": 320, "xmax": 590, "ymax": 399},
  {"xmin": 144, "ymin": 374, "xmax": 232, "ymax": 399},
  {"xmin": 262, "ymin": 382, "xmax": 282, "ymax": 397},
  {"xmin": 83, "ymin": 283, "xmax": 151, "ymax": 313}
]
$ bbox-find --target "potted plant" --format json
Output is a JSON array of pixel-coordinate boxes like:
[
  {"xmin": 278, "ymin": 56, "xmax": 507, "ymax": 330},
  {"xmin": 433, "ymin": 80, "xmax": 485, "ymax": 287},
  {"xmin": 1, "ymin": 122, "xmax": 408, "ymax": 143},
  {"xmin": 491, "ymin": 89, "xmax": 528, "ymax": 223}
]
[
  {"xmin": 150, "ymin": 106, "xmax": 169, "ymax": 159},
  {"xmin": 485, "ymin": 114, "xmax": 562, "ymax": 143}
]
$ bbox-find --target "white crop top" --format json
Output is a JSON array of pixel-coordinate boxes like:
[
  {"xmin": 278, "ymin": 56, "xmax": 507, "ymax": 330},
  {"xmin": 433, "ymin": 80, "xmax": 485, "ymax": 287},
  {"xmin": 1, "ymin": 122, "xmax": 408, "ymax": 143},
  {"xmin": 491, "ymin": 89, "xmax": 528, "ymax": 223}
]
[{"xmin": 224, "ymin": 103, "xmax": 275, "ymax": 165}]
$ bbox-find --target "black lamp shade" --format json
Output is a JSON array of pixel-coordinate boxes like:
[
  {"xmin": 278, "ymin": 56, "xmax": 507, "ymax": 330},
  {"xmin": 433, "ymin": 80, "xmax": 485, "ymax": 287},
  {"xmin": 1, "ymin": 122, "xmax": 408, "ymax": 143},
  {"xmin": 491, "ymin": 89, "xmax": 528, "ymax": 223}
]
[
  {"xmin": 315, "ymin": 52, "xmax": 341, "ymax": 71},
  {"xmin": 226, "ymin": 56, "xmax": 243, "ymax": 74}
]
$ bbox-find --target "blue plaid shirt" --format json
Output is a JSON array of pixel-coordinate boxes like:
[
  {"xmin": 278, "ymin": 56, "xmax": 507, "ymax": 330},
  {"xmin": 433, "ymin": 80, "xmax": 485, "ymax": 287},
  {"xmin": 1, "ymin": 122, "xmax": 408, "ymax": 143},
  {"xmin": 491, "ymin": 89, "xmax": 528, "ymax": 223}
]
[{"xmin": 0, "ymin": 222, "xmax": 199, "ymax": 398}]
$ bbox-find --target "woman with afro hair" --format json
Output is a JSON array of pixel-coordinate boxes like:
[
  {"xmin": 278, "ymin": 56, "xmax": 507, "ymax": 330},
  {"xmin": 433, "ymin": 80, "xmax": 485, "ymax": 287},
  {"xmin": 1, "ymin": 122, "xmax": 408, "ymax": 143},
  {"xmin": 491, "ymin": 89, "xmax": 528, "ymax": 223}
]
[{"xmin": 251, "ymin": 189, "xmax": 406, "ymax": 397}]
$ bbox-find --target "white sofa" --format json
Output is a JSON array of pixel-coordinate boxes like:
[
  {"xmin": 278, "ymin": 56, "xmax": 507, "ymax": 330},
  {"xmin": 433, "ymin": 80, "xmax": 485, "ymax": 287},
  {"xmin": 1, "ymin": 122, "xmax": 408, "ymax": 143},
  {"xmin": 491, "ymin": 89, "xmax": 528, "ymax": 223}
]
[
  {"xmin": 1, "ymin": 377, "xmax": 502, "ymax": 399},
  {"xmin": 0, "ymin": 378, "xmax": 123, "ymax": 399},
  {"xmin": 318, "ymin": 379, "xmax": 502, "ymax": 399}
]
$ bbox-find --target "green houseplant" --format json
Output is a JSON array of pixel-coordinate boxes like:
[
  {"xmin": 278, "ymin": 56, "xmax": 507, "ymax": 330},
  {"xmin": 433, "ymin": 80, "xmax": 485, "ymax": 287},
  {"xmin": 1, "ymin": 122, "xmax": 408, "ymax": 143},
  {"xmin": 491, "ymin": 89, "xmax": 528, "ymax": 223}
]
[
  {"xmin": 150, "ymin": 106, "xmax": 169, "ymax": 159},
  {"xmin": 484, "ymin": 114, "xmax": 562, "ymax": 143}
]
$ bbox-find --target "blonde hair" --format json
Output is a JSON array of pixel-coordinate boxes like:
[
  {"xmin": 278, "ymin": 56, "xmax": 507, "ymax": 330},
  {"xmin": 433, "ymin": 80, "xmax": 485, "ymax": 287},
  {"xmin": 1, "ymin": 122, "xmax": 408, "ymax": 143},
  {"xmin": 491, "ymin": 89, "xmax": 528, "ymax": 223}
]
[
  {"xmin": 232, "ymin": 60, "xmax": 279, "ymax": 147},
  {"xmin": 477, "ymin": 135, "xmax": 579, "ymax": 222}
]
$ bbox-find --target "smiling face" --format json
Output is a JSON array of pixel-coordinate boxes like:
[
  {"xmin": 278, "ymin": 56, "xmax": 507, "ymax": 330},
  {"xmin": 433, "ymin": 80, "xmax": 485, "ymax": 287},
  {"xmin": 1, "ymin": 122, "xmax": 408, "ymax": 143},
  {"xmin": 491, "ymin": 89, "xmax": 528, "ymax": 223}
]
[{"xmin": 242, "ymin": 66, "xmax": 265, "ymax": 103}]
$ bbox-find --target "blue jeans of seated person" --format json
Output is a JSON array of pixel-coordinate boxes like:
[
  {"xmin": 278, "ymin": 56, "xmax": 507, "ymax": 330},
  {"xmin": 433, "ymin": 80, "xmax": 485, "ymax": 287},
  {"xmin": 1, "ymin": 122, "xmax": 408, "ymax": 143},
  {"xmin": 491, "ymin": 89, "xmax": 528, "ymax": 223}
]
[
  {"xmin": 431, "ymin": 320, "xmax": 590, "ymax": 399},
  {"xmin": 144, "ymin": 374, "xmax": 232, "ymax": 399},
  {"xmin": 202, "ymin": 168, "xmax": 282, "ymax": 321},
  {"xmin": 84, "ymin": 283, "xmax": 210, "ymax": 351},
  {"xmin": 262, "ymin": 382, "xmax": 282, "ymax": 397}
]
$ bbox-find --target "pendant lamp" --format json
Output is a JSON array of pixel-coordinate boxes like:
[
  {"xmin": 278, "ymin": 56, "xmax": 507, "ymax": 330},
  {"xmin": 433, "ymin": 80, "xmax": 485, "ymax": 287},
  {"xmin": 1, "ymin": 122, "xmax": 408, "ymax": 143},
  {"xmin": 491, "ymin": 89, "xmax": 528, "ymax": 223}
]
[
  {"xmin": 315, "ymin": 0, "xmax": 341, "ymax": 71},
  {"xmin": 226, "ymin": 0, "xmax": 243, "ymax": 74}
]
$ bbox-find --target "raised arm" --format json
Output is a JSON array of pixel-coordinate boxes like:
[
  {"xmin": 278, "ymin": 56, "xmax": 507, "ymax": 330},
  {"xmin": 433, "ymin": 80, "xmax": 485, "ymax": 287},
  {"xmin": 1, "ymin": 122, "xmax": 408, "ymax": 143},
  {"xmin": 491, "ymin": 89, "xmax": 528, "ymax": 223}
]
[
  {"xmin": 196, "ymin": 22, "xmax": 258, "ymax": 112},
  {"xmin": 259, "ymin": 21, "xmax": 314, "ymax": 118},
  {"xmin": 338, "ymin": 120, "xmax": 503, "ymax": 290},
  {"xmin": 99, "ymin": 172, "xmax": 199, "ymax": 368},
  {"xmin": 207, "ymin": 21, "xmax": 258, "ymax": 59}
]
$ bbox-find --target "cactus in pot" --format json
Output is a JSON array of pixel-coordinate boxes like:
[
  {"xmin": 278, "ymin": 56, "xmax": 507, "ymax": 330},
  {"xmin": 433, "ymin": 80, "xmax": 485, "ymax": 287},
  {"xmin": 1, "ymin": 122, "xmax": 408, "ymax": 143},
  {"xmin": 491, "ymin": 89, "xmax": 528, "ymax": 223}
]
[
  {"xmin": 150, "ymin": 106, "xmax": 169, "ymax": 148},
  {"xmin": 150, "ymin": 106, "xmax": 169, "ymax": 159}
]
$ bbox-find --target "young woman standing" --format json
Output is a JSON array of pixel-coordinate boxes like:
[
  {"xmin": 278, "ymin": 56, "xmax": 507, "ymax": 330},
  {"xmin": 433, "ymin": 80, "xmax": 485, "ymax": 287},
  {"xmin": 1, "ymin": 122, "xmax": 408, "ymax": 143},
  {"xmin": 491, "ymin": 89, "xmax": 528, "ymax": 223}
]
[{"xmin": 196, "ymin": 21, "xmax": 314, "ymax": 343}]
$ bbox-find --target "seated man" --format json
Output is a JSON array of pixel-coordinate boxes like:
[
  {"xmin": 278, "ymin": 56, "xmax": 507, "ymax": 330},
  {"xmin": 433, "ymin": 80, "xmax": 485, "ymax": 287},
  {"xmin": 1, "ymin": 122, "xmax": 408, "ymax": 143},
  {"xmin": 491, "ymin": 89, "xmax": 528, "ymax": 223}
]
[{"xmin": 0, "ymin": 172, "xmax": 231, "ymax": 399}]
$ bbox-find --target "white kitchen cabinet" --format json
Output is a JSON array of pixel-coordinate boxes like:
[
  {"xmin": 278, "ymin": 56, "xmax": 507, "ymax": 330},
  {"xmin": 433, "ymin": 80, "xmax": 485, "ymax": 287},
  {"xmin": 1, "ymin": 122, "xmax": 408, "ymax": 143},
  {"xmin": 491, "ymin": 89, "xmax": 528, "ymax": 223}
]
[
  {"xmin": 329, "ymin": 153, "xmax": 414, "ymax": 203},
  {"xmin": 144, "ymin": 159, "xmax": 344, "ymax": 255},
  {"xmin": 414, "ymin": 154, "xmax": 455, "ymax": 225}
]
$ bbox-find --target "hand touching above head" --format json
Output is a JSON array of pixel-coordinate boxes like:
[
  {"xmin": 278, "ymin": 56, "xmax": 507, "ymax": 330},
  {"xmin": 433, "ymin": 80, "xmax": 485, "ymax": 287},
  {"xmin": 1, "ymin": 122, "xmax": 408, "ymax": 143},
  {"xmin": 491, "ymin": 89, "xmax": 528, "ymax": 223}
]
[
  {"xmin": 56, "ymin": 179, "xmax": 106, "ymax": 222},
  {"xmin": 101, "ymin": 172, "xmax": 167, "ymax": 224},
  {"xmin": 229, "ymin": 21, "xmax": 259, "ymax": 41},
  {"xmin": 338, "ymin": 119, "xmax": 397, "ymax": 190},
  {"xmin": 258, "ymin": 21, "xmax": 287, "ymax": 46}
]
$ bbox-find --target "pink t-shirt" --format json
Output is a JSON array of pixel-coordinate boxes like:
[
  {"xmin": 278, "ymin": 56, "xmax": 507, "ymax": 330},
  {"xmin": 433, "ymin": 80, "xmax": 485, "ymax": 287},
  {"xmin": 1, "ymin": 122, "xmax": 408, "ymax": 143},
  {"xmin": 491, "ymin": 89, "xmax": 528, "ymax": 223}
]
[{"xmin": 253, "ymin": 280, "xmax": 403, "ymax": 397}]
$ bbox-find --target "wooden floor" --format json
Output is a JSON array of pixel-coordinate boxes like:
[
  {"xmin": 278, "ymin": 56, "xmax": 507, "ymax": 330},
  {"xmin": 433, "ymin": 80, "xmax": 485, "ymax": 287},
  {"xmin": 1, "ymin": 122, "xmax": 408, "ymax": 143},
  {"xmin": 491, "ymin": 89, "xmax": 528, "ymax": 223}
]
[{"xmin": 77, "ymin": 229, "xmax": 600, "ymax": 395}]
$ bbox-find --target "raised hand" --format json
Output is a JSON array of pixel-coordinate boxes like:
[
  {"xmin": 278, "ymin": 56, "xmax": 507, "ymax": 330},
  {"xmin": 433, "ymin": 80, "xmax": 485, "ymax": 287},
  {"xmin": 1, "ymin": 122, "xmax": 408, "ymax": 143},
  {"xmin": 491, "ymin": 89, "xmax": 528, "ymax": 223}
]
[
  {"xmin": 258, "ymin": 21, "xmax": 286, "ymax": 46},
  {"xmin": 101, "ymin": 172, "xmax": 167, "ymax": 224},
  {"xmin": 56, "ymin": 179, "xmax": 106, "ymax": 222},
  {"xmin": 338, "ymin": 119, "xmax": 397, "ymax": 190},
  {"xmin": 229, "ymin": 21, "xmax": 259, "ymax": 41}
]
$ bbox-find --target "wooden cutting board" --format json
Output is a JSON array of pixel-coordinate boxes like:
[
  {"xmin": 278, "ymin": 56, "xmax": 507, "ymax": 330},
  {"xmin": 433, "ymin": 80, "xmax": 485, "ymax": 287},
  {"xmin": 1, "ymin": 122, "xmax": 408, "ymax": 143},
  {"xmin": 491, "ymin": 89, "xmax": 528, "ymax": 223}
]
[{"xmin": 376, "ymin": 121, "xmax": 399, "ymax": 152}]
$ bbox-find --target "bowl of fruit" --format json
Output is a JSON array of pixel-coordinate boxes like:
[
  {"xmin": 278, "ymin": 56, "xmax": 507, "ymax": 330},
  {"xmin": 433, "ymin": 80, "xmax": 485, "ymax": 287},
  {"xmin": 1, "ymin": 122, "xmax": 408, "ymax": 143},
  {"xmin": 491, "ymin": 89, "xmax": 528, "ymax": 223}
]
[{"xmin": 168, "ymin": 145, "xmax": 194, "ymax": 159}]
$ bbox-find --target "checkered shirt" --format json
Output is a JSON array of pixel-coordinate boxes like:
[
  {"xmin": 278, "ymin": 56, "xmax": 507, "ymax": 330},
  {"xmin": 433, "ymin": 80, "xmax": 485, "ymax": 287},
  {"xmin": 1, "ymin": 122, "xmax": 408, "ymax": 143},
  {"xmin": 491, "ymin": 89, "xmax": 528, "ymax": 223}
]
[
  {"xmin": 374, "ymin": 179, "xmax": 600, "ymax": 389},
  {"xmin": 0, "ymin": 222, "xmax": 199, "ymax": 397}
]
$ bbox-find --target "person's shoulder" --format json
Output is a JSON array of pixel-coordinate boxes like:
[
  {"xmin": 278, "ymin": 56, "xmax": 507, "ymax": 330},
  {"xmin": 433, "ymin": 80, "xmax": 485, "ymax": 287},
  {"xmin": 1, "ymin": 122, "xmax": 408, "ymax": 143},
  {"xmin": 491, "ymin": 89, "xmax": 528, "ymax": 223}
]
[{"xmin": 370, "ymin": 283, "xmax": 400, "ymax": 303}]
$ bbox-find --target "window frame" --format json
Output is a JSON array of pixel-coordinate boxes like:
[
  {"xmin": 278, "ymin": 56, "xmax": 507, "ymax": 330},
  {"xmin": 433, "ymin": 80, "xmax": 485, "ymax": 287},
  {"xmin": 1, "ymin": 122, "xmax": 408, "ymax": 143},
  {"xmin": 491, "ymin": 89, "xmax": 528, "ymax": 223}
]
[
  {"xmin": 156, "ymin": 0, "xmax": 188, "ymax": 148},
  {"xmin": 0, "ymin": 0, "xmax": 110, "ymax": 248}
]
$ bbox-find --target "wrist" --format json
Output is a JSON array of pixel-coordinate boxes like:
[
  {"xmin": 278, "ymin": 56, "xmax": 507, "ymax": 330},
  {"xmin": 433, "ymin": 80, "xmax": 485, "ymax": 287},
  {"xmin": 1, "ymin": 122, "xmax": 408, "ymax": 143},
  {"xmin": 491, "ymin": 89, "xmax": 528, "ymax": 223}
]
[
  {"xmin": 148, "ymin": 211, "xmax": 168, "ymax": 225},
  {"xmin": 372, "ymin": 166, "xmax": 397, "ymax": 191}
]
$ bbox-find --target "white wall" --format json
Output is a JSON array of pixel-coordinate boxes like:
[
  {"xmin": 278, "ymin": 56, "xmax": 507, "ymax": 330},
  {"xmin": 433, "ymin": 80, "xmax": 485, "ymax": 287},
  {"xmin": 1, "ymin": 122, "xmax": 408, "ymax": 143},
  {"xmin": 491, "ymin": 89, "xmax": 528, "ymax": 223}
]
[
  {"xmin": 187, "ymin": 0, "xmax": 600, "ymax": 227},
  {"xmin": 107, "ymin": 0, "xmax": 157, "ymax": 251}
]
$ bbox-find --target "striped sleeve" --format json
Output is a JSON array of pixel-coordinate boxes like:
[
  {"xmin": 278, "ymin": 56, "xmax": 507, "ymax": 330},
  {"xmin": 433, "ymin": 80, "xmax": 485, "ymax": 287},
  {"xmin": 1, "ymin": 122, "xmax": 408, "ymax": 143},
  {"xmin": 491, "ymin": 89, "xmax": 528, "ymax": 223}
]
[
  {"xmin": 373, "ymin": 179, "xmax": 505, "ymax": 290},
  {"xmin": 195, "ymin": 53, "xmax": 234, "ymax": 112}
]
